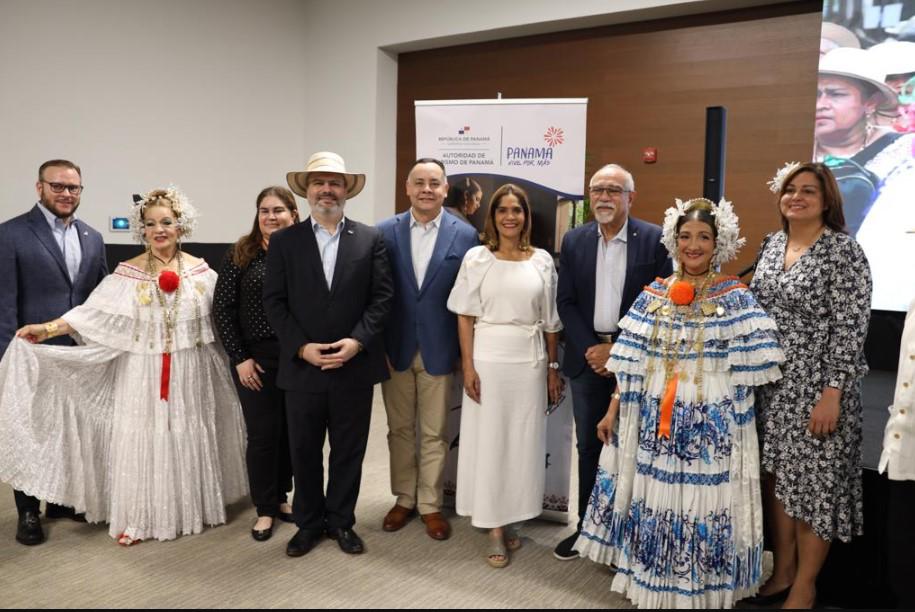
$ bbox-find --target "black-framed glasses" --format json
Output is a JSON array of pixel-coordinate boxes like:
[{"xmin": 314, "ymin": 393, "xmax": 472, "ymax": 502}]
[
  {"xmin": 41, "ymin": 180, "xmax": 83, "ymax": 195},
  {"xmin": 588, "ymin": 185, "xmax": 629, "ymax": 197}
]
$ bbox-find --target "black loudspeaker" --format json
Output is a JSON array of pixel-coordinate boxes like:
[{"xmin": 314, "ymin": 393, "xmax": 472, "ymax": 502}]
[{"xmin": 703, "ymin": 106, "xmax": 727, "ymax": 202}]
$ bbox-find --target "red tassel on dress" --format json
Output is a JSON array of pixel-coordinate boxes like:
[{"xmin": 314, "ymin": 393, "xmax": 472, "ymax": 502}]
[{"xmin": 160, "ymin": 352, "xmax": 171, "ymax": 401}]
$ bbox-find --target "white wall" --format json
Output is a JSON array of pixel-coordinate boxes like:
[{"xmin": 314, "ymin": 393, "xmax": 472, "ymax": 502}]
[
  {"xmin": 0, "ymin": 0, "xmax": 310, "ymax": 244},
  {"xmin": 0, "ymin": 0, "xmax": 779, "ymax": 243}
]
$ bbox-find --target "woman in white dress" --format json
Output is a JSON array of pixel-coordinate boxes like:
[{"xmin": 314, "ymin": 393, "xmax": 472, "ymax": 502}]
[
  {"xmin": 0, "ymin": 187, "xmax": 247, "ymax": 545},
  {"xmin": 447, "ymin": 183, "xmax": 563, "ymax": 568}
]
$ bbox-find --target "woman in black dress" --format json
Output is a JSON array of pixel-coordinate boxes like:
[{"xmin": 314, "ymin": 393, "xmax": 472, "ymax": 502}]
[
  {"xmin": 749, "ymin": 162, "xmax": 871, "ymax": 609},
  {"xmin": 214, "ymin": 186, "xmax": 299, "ymax": 541}
]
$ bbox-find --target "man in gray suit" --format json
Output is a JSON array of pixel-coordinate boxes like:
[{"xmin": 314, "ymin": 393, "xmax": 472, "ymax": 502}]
[{"xmin": 0, "ymin": 159, "xmax": 108, "ymax": 545}]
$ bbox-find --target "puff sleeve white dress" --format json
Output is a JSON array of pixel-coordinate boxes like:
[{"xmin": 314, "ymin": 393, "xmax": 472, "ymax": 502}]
[
  {"xmin": 0, "ymin": 261, "xmax": 248, "ymax": 542},
  {"xmin": 446, "ymin": 246, "xmax": 562, "ymax": 528}
]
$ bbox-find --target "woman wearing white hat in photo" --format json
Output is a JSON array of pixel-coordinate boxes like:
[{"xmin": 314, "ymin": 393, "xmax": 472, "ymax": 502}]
[{"xmin": 815, "ymin": 46, "xmax": 915, "ymax": 313}]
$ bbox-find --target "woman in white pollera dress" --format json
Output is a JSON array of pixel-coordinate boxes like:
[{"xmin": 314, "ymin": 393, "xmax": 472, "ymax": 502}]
[{"xmin": 0, "ymin": 188, "xmax": 247, "ymax": 545}]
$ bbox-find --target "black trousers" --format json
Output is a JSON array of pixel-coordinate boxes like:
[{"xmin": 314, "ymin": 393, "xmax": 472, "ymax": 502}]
[
  {"xmin": 569, "ymin": 367, "xmax": 617, "ymax": 531},
  {"xmin": 888, "ymin": 479, "xmax": 915, "ymax": 608},
  {"xmin": 285, "ymin": 383, "xmax": 373, "ymax": 532},
  {"xmin": 233, "ymin": 363, "xmax": 293, "ymax": 517},
  {"xmin": 14, "ymin": 489, "xmax": 71, "ymax": 516}
]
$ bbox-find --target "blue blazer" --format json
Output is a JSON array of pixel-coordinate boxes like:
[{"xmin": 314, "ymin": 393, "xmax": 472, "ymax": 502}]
[
  {"xmin": 557, "ymin": 216, "xmax": 672, "ymax": 379},
  {"xmin": 0, "ymin": 204, "xmax": 108, "ymax": 358},
  {"xmin": 378, "ymin": 209, "xmax": 479, "ymax": 376}
]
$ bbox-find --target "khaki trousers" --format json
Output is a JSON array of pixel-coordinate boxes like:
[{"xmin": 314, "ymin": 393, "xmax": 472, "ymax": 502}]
[{"xmin": 381, "ymin": 351, "xmax": 449, "ymax": 514}]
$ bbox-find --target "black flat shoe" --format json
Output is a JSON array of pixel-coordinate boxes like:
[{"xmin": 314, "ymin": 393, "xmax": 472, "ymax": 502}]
[
  {"xmin": 286, "ymin": 529, "xmax": 323, "ymax": 557},
  {"xmin": 15, "ymin": 511, "xmax": 45, "ymax": 546},
  {"xmin": 251, "ymin": 519, "xmax": 274, "ymax": 542},
  {"xmin": 326, "ymin": 527, "xmax": 364, "ymax": 554},
  {"xmin": 742, "ymin": 584, "xmax": 792, "ymax": 605},
  {"xmin": 45, "ymin": 505, "xmax": 87, "ymax": 522},
  {"xmin": 277, "ymin": 511, "xmax": 294, "ymax": 524}
]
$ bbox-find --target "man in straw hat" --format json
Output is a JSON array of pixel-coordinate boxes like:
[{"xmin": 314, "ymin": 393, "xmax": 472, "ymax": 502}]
[{"xmin": 264, "ymin": 151, "xmax": 393, "ymax": 557}]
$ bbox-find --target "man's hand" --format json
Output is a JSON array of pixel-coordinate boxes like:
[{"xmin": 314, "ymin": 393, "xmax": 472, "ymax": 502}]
[
  {"xmin": 585, "ymin": 342, "xmax": 613, "ymax": 377},
  {"xmin": 299, "ymin": 338, "xmax": 361, "ymax": 370}
]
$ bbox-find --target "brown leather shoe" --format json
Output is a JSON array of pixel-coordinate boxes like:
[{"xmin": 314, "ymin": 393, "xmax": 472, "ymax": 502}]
[
  {"xmin": 382, "ymin": 504, "xmax": 415, "ymax": 532},
  {"xmin": 421, "ymin": 512, "xmax": 451, "ymax": 540}
]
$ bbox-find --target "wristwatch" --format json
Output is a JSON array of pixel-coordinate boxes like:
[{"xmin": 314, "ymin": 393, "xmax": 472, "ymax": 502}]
[{"xmin": 548, "ymin": 361, "xmax": 560, "ymax": 370}]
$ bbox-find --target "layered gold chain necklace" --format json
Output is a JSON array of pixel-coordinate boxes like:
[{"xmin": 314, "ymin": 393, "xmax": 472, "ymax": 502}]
[{"xmin": 645, "ymin": 269, "xmax": 717, "ymax": 439}]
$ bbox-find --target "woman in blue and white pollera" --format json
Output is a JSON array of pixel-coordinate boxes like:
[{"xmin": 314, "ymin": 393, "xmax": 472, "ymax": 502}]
[{"xmin": 574, "ymin": 197, "xmax": 784, "ymax": 608}]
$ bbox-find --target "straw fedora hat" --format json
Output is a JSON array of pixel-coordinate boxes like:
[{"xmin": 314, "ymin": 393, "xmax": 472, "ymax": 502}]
[
  {"xmin": 287, "ymin": 151, "xmax": 366, "ymax": 200},
  {"xmin": 819, "ymin": 47, "xmax": 898, "ymax": 111}
]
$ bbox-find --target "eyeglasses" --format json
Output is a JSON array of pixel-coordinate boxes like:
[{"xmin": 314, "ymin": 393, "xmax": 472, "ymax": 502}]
[
  {"xmin": 589, "ymin": 185, "xmax": 629, "ymax": 197},
  {"xmin": 41, "ymin": 181, "xmax": 84, "ymax": 195}
]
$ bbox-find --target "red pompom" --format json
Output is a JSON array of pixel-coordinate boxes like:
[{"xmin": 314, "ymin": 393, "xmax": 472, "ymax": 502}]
[
  {"xmin": 158, "ymin": 270, "xmax": 180, "ymax": 293},
  {"xmin": 669, "ymin": 280, "xmax": 695, "ymax": 306}
]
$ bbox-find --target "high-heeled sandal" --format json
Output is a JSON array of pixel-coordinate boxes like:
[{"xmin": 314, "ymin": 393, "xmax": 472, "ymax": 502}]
[{"xmin": 116, "ymin": 532, "xmax": 143, "ymax": 547}]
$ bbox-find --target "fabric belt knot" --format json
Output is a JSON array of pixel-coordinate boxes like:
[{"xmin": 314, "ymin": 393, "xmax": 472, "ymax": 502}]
[{"xmin": 526, "ymin": 320, "xmax": 546, "ymax": 367}]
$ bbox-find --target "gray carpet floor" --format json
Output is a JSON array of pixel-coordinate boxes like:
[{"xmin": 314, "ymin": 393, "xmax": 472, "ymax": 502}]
[{"xmin": 0, "ymin": 386, "xmax": 637, "ymax": 609}]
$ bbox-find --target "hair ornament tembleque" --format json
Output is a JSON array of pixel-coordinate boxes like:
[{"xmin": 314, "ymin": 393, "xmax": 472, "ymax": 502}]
[
  {"xmin": 767, "ymin": 161, "xmax": 802, "ymax": 194},
  {"xmin": 129, "ymin": 186, "xmax": 199, "ymax": 243},
  {"xmin": 660, "ymin": 197, "xmax": 746, "ymax": 268}
]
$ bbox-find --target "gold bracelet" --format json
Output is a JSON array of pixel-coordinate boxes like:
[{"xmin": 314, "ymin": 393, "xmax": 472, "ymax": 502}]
[{"xmin": 44, "ymin": 322, "xmax": 59, "ymax": 338}]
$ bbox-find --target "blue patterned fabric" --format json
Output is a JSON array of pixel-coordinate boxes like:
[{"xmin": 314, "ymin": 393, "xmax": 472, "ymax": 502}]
[{"xmin": 575, "ymin": 278, "xmax": 783, "ymax": 608}]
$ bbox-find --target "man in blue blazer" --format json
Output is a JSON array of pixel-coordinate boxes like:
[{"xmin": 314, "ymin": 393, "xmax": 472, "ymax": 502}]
[
  {"xmin": 0, "ymin": 159, "xmax": 108, "ymax": 545},
  {"xmin": 554, "ymin": 164, "xmax": 672, "ymax": 560},
  {"xmin": 377, "ymin": 159, "xmax": 479, "ymax": 540}
]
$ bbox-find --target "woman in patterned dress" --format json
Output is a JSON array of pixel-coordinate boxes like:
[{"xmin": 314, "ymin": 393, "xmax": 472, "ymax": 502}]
[
  {"xmin": 749, "ymin": 162, "xmax": 872, "ymax": 609},
  {"xmin": 574, "ymin": 197, "xmax": 784, "ymax": 608},
  {"xmin": 214, "ymin": 186, "xmax": 299, "ymax": 542}
]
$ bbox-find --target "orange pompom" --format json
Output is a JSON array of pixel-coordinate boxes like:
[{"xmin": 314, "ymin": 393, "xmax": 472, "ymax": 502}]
[{"xmin": 669, "ymin": 280, "xmax": 695, "ymax": 306}]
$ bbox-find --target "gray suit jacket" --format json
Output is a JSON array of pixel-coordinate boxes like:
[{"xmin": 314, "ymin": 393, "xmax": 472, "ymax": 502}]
[{"xmin": 0, "ymin": 204, "xmax": 108, "ymax": 357}]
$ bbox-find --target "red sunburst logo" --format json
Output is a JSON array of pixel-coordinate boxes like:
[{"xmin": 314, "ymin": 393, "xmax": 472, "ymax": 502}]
[{"xmin": 544, "ymin": 127, "xmax": 564, "ymax": 146}]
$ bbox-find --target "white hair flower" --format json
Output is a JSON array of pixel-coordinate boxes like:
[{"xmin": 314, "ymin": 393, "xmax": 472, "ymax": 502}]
[
  {"xmin": 661, "ymin": 197, "xmax": 746, "ymax": 268},
  {"xmin": 767, "ymin": 161, "xmax": 802, "ymax": 194},
  {"xmin": 129, "ymin": 186, "xmax": 199, "ymax": 243}
]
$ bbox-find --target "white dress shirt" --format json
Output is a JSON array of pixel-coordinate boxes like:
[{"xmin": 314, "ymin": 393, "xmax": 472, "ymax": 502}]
[
  {"xmin": 311, "ymin": 216, "xmax": 345, "ymax": 290},
  {"xmin": 38, "ymin": 202, "xmax": 82, "ymax": 283},
  {"xmin": 593, "ymin": 220, "xmax": 628, "ymax": 333},
  {"xmin": 410, "ymin": 208, "xmax": 443, "ymax": 290},
  {"xmin": 879, "ymin": 298, "xmax": 915, "ymax": 480}
]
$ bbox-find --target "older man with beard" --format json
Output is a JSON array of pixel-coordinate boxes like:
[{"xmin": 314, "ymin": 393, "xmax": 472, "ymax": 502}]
[
  {"xmin": 264, "ymin": 152, "xmax": 393, "ymax": 558},
  {"xmin": 0, "ymin": 159, "xmax": 108, "ymax": 545},
  {"xmin": 553, "ymin": 163, "xmax": 671, "ymax": 560}
]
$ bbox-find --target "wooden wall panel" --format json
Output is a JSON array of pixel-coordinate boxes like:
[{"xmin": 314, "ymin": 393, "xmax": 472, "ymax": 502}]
[{"xmin": 396, "ymin": 2, "xmax": 823, "ymax": 275}]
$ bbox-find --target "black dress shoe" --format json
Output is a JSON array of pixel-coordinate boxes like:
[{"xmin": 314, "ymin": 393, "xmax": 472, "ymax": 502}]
[
  {"xmin": 326, "ymin": 527, "xmax": 364, "ymax": 554},
  {"xmin": 742, "ymin": 584, "xmax": 792, "ymax": 605},
  {"xmin": 553, "ymin": 532, "xmax": 580, "ymax": 561},
  {"xmin": 45, "ymin": 504, "xmax": 87, "ymax": 522},
  {"xmin": 251, "ymin": 518, "xmax": 274, "ymax": 542},
  {"xmin": 16, "ymin": 511, "xmax": 45, "ymax": 546},
  {"xmin": 285, "ymin": 529, "xmax": 323, "ymax": 557}
]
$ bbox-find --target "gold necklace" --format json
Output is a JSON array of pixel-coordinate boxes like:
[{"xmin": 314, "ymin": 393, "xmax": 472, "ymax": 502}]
[{"xmin": 645, "ymin": 270, "xmax": 716, "ymax": 439}]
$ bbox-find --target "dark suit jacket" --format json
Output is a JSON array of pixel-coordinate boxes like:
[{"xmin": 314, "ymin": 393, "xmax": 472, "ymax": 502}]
[
  {"xmin": 557, "ymin": 216, "xmax": 672, "ymax": 378},
  {"xmin": 377, "ymin": 209, "xmax": 479, "ymax": 376},
  {"xmin": 263, "ymin": 217, "xmax": 394, "ymax": 392},
  {"xmin": 0, "ymin": 204, "xmax": 108, "ymax": 358}
]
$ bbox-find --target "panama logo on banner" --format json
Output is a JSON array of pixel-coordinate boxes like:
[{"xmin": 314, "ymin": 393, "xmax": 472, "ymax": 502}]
[
  {"xmin": 416, "ymin": 98, "xmax": 588, "ymax": 524},
  {"xmin": 416, "ymin": 98, "xmax": 588, "ymax": 255}
]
